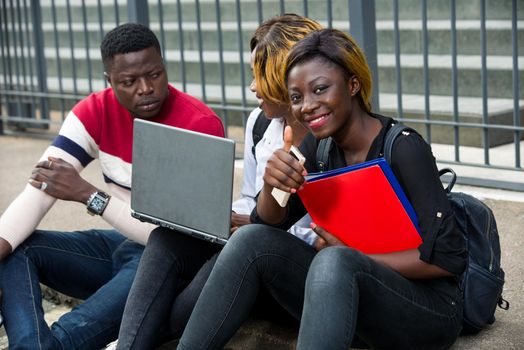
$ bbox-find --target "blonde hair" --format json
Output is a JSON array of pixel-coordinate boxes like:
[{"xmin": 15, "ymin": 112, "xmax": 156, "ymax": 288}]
[
  {"xmin": 250, "ymin": 14, "xmax": 322, "ymax": 104},
  {"xmin": 284, "ymin": 28, "xmax": 373, "ymax": 113}
]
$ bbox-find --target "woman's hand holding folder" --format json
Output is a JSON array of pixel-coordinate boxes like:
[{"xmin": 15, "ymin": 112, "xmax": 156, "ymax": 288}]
[{"xmin": 310, "ymin": 222, "xmax": 345, "ymax": 251}]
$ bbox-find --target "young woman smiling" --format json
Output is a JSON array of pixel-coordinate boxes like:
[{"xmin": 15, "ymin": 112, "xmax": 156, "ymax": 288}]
[{"xmin": 177, "ymin": 29, "xmax": 466, "ymax": 350}]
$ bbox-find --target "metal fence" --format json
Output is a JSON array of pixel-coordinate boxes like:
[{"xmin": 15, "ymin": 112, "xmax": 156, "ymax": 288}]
[{"xmin": 0, "ymin": 0, "xmax": 523, "ymax": 190}]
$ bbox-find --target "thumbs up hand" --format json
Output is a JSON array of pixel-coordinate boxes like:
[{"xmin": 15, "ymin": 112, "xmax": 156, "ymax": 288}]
[
  {"xmin": 263, "ymin": 125, "xmax": 307, "ymax": 196},
  {"xmin": 283, "ymin": 123, "xmax": 293, "ymax": 152}
]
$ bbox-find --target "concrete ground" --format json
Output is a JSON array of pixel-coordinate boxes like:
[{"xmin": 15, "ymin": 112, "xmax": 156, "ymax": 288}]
[{"xmin": 0, "ymin": 134, "xmax": 523, "ymax": 349}]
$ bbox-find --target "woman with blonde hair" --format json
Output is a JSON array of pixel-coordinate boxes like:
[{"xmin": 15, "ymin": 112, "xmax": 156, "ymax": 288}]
[{"xmin": 231, "ymin": 14, "xmax": 321, "ymax": 241}]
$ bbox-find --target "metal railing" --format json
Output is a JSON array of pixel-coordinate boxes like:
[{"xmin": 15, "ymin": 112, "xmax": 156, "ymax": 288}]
[{"xmin": 0, "ymin": 0, "xmax": 522, "ymax": 190}]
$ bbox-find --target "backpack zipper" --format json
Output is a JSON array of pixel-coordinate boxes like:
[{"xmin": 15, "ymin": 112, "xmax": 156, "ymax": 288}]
[{"xmin": 478, "ymin": 200, "xmax": 495, "ymax": 272}]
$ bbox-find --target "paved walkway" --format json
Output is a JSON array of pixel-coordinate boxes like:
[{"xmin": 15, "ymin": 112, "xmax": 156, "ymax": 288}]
[{"xmin": 0, "ymin": 135, "xmax": 523, "ymax": 349}]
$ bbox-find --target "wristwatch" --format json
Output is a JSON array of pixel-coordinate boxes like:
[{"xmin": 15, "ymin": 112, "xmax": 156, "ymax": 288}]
[{"xmin": 86, "ymin": 191, "xmax": 111, "ymax": 216}]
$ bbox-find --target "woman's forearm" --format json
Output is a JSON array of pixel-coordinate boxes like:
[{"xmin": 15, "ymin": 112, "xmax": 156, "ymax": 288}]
[
  {"xmin": 255, "ymin": 183, "xmax": 288, "ymax": 225},
  {"xmin": 369, "ymin": 249, "xmax": 453, "ymax": 280}
]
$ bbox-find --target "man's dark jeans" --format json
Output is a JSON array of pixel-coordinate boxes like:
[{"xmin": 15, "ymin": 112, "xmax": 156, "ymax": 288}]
[{"xmin": 0, "ymin": 229, "xmax": 143, "ymax": 350}]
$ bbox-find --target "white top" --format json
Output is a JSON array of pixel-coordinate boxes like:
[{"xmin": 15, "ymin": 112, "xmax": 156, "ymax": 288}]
[{"xmin": 231, "ymin": 108, "xmax": 317, "ymax": 246}]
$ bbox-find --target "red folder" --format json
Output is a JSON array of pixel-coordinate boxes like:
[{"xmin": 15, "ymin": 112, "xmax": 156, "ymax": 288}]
[{"xmin": 298, "ymin": 158, "xmax": 422, "ymax": 254}]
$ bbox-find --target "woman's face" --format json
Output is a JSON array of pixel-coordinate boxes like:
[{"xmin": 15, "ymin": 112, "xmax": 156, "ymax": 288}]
[
  {"xmin": 287, "ymin": 57, "xmax": 358, "ymax": 140},
  {"xmin": 249, "ymin": 49, "xmax": 289, "ymax": 119}
]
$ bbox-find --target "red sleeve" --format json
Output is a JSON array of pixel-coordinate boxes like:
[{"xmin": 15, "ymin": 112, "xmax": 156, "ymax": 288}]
[{"xmin": 191, "ymin": 115, "xmax": 225, "ymax": 138}]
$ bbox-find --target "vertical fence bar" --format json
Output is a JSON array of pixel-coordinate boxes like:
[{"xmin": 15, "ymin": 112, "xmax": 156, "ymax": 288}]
[
  {"xmin": 0, "ymin": 1, "xmax": 7, "ymax": 88},
  {"xmin": 30, "ymin": 0, "xmax": 48, "ymax": 122},
  {"xmin": 16, "ymin": 1, "xmax": 27, "ymax": 96},
  {"xmin": 157, "ymin": 0, "xmax": 167, "ymax": 60},
  {"xmin": 393, "ymin": 0, "xmax": 402, "ymax": 116},
  {"xmin": 128, "ymin": 0, "xmax": 149, "ymax": 25},
  {"xmin": 256, "ymin": 0, "xmax": 263, "ymax": 24},
  {"xmin": 349, "ymin": 0, "xmax": 379, "ymax": 112},
  {"xmin": 215, "ymin": 0, "xmax": 229, "ymax": 136},
  {"xmin": 9, "ymin": 0, "xmax": 23, "ymax": 119},
  {"xmin": 421, "ymin": 0, "xmax": 431, "ymax": 142},
  {"xmin": 23, "ymin": 0, "xmax": 37, "ymax": 115},
  {"xmin": 176, "ymin": 0, "xmax": 187, "ymax": 91},
  {"xmin": 2, "ymin": 0, "xmax": 13, "ymax": 98},
  {"xmin": 2, "ymin": 0, "xmax": 15, "ymax": 106},
  {"xmin": 235, "ymin": 0, "xmax": 247, "ymax": 118},
  {"xmin": 98, "ymin": 0, "xmax": 108, "ymax": 88},
  {"xmin": 82, "ymin": 0, "xmax": 93, "ymax": 93},
  {"xmin": 66, "ymin": 0, "xmax": 78, "ymax": 95},
  {"xmin": 450, "ymin": 0, "xmax": 459, "ymax": 161},
  {"xmin": 195, "ymin": 0, "xmax": 207, "ymax": 102},
  {"xmin": 480, "ymin": 0, "xmax": 489, "ymax": 164},
  {"xmin": 114, "ymin": 0, "xmax": 121, "ymax": 26},
  {"xmin": 327, "ymin": 0, "xmax": 333, "ymax": 28},
  {"xmin": 0, "ymin": 1, "xmax": 6, "ymax": 133},
  {"xmin": 279, "ymin": 0, "xmax": 285, "ymax": 14},
  {"xmin": 97, "ymin": 0, "xmax": 104, "ymax": 42},
  {"xmin": 51, "ymin": 0, "xmax": 66, "ymax": 117},
  {"xmin": 511, "ymin": 0, "xmax": 521, "ymax": 168},
  {"xmin": 303, "ymin": 0, "xmax": 308, "ymax": 17}
]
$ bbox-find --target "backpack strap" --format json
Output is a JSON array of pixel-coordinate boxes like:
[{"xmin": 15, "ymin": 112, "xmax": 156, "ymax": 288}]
[
  {"xmin": 316, "ymin": 137, "xmax": 333, "ymax": 172},
  {"xmin": 384, "ymin": 123, "xmax": 459, "ymax": 194},
  {"xmin": 438, "ymin": 168, "xmax": 457, "ymax": 193},
  {"xmin": 316, "ymin": 121, "xmax": 415, "ymax": 172},
  {"xmin": 251, "ymin": 110, "xmax": 271, "ymax": 160},
  {"xmin": 383, "ymin": 122, "xmax": 417, "ymax": 165}
]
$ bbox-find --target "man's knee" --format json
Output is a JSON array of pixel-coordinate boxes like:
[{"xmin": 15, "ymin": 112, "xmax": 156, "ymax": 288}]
[{"xmin": 112, "ymin": 240, "xmax": 144, "ymax": 271}]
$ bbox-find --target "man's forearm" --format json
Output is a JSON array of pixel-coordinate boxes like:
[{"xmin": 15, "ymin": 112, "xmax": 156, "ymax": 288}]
[{"xmin": 0, "ymin": 237, "xmax": 13, "ymax": 261}]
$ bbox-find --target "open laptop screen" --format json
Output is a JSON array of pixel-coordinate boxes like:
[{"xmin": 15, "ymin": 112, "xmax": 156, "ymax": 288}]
[{"xmin": 131, "ymin": 118, "xmax": 235, "ymax": 245}]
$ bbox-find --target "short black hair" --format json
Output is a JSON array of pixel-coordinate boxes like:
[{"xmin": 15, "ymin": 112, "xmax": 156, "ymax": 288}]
[{"xmin": 100, "ymin": 23, "xmax": 162, "ymax": 72}]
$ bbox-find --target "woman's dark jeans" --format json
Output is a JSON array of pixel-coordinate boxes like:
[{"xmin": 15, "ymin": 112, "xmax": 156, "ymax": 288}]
[
  {"xmin": 177, "ymin": 224, "xmax": 463, "ymax": 350},
  {"xmin": 116, "ymin": 227, "xmax": 221, "ymax": 350},
  {"xmin": 298, "ymin": 246, "xmax": 462, "ymax": 350}
]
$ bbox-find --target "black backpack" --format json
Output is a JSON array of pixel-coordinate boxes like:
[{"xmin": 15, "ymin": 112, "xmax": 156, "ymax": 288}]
[
  {"xmin": 316, "ymin": 122, "xmax": 509, "ymax": 334},
  {"xmin": 251, "ymin": 110, "xmax": 271, "ymax": 161}
]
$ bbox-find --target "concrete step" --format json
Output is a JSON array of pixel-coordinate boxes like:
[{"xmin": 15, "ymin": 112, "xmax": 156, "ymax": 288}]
[
  {"xmin": 374, "ymin": 0, "xmax": 520, "ymax": 21},
  {"xmin": 27, "ymin": 19, "xmax": 524, "ymax": 57},
  {"xmin": 3, "ymin": 47, "xmax": 522, "ymax": 99},
  {"xmin": 379, "ymin": 93, "xmax": 524, "ymax": 147},
  {"xmin": 36, "ymin": 0, "xmax": 521, "ymax": 23}
]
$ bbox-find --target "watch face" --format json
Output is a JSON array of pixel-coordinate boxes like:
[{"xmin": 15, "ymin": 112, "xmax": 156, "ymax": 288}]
[{"xmin": 90, "ymin": 195, "xmax": 106, "ymax": 213}]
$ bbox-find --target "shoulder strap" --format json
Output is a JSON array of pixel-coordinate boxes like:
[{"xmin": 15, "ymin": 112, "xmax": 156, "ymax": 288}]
[
  {"xmin": 316, "ymin": 122, "xmax": 416, "ymax": 171},
  {"xmin": 383, "ymin": 122, "xmax": 417, "ymax": 165},
  {"xmin": 316, "ymin": 137, "xmax": 333, "ymax": 172},
  {"xmin": 383, "ymin": 123, "xmax": 458, "ymax": 191},
  {"xmin": 251, "ymin": 110, "xmax": 271, "ymax": 160}
]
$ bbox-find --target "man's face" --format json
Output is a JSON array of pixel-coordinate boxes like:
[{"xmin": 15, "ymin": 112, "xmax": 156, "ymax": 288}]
[{"xmin": 105, "ymin": 46, "xmax": 168, "ymax": 119}]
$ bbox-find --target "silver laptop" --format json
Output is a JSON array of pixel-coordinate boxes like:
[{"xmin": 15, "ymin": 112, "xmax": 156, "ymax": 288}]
[{"xmin": 131, "ymin": 118, "xmax": 235, "ymax": 245}]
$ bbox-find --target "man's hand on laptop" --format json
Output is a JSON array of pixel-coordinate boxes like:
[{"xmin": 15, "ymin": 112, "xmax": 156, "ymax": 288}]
[
  {"xmin": 230, "ymin": 212, "xmax": 251, "ymax": 233},
  {"xmin": 28, "ymin": 157, "xmax": 98, "ymax": 204}
]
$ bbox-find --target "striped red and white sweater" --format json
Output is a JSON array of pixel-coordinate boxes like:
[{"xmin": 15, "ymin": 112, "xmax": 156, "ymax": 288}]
[{"xmin": 0, "ymin": 84, "xmax": 224, "ymax": 249}]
